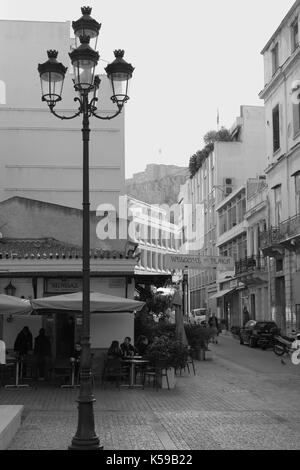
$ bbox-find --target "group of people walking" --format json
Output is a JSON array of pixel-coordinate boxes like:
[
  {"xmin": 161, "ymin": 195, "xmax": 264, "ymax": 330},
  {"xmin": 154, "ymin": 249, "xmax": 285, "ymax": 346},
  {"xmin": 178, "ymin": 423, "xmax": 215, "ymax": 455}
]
[{"xmin": 14, "ymin": 326, "xmax": 52, "ymax": 380}]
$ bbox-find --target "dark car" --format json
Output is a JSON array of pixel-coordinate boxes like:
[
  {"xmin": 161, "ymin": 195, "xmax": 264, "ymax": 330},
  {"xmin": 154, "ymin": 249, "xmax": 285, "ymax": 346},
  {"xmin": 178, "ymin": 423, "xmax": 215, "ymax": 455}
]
[{"xmin": 239, "ymin": 320, "xmax": 279, "ymax": 348}]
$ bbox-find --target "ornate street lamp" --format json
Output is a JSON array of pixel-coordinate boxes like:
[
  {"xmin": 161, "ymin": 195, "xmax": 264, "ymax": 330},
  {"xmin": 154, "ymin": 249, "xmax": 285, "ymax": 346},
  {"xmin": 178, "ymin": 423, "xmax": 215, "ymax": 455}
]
[
  {"xmin": 5, "ymin": 281, "xmax": 16, "ymax": 296},
  {"xmin": 38, "ymin": 6, "xmax": 134, "ymax": 451}
]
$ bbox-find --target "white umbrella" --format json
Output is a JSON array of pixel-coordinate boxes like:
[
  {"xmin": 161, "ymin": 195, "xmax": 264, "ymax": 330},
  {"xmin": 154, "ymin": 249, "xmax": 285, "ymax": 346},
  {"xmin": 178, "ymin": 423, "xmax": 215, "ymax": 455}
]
[
  {"xmin": 30, "ymin": 291, "xmax": 145, "ymax": 313},
  {"xmin": 0, "ymin": 294, "xmax": 32, "ymax": 315}
]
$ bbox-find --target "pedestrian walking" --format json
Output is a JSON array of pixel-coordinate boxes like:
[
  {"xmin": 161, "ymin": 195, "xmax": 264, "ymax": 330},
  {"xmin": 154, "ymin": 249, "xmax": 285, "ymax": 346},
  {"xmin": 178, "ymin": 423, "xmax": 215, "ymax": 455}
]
[{"xmin": 34, "ymin": 328, "xmax": 52, "ymax": 380}]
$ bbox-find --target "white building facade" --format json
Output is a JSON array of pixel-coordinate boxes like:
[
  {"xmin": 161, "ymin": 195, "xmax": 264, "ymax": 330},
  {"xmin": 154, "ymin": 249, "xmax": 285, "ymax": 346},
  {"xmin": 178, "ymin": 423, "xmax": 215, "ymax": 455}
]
[
  {"xmin": 178, "ymin": 105, "xmax": 267, "ymax": 316},
  {"xmin": 259, "ymin": 0, "xmax": 300, "ymax": 334},
  {"xmin": 0, "ymin": 20, "xmax": 125, "ymax": 211}
]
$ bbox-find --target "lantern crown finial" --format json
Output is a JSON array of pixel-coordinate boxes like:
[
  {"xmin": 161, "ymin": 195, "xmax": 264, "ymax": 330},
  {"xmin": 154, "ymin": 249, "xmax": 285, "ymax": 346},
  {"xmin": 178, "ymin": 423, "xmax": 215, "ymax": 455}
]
[
  {"xmin": 81, "ymin": 6, "xmax": 92, "ymax": 15},
  {"xmin": 47, "ymin": 50, "xmax": 58, "ymax": 59},
  {"xmin": 114, "ymin": 50, "xmax": 125, "ymax": 59}
]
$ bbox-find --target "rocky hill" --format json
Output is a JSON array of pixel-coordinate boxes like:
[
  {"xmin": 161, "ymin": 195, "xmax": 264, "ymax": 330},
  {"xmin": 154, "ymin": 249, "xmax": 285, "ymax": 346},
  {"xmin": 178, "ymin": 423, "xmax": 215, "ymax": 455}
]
[{"xmin": 126, "ymin": 164, "xmax": 188, "ymax": 205}]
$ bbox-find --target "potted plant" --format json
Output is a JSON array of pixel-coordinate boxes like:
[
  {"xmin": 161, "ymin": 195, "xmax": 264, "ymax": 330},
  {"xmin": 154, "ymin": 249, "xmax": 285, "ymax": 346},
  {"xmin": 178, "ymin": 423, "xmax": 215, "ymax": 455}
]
[
  {"xmin": 184, "ymin": 325, "xmax": 214, "ymax": 360},
  {"xmin": 146, "ymin": 336, "xmax": 188, "ymax": 388}
]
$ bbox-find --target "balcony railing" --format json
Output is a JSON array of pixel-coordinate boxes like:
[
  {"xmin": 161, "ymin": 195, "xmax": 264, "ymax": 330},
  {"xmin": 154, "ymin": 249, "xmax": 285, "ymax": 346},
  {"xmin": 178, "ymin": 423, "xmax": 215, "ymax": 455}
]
[
  {"xmin": 260, "ymin": 213, "xmax": 300, "ymax": 250},
  {"xmin": 235, "ymin": 255, "xmax": 267, "ymax": 276}
]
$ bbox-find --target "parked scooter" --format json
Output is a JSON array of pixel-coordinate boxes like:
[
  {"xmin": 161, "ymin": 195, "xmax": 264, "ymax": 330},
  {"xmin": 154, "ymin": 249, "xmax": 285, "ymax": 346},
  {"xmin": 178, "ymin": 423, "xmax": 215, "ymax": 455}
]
[{"xmin": 273, "ymin": 331, "xmax": 300, "ymax": 356}]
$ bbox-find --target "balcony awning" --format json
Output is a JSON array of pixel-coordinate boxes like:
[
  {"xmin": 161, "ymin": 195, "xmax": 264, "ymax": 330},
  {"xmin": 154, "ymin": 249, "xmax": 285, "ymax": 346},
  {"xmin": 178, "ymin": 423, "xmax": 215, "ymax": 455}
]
[{"xmin": 209, "ymin": 288, "xmax": 236, "ymax": 300}]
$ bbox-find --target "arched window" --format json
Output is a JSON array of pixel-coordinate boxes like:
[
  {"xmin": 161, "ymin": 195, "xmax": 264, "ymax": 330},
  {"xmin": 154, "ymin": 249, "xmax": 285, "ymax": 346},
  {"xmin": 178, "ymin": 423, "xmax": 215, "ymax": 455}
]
[{"xmin": 0, "ymin": 81, "xmax": 6, "ymax": 104}]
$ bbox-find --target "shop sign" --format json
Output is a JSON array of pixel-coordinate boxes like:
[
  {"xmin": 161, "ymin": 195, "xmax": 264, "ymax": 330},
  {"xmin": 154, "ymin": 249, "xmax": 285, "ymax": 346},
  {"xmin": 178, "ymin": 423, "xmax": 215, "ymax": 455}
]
[
  {"xmin": 45, "ymin": 278, "xmax": 82, "ymax": 294},
  {"xmin": 165, "ymin": 254, "xmax": 234, "ymax": 271}
]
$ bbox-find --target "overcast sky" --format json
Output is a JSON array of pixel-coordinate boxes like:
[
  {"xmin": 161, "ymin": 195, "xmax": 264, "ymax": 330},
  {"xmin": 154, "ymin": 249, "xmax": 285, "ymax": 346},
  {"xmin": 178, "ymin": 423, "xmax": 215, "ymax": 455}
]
[{"xmin": 2, "ymin": 0, "xmax": 296, "ymax": 178}]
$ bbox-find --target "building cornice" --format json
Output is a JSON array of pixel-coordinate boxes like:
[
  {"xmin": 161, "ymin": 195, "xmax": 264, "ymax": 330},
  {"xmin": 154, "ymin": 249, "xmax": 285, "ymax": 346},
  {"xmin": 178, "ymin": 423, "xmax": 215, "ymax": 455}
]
[
  {"xmin": 261, "ymin": 1, "xmax": 300, "ymax": 54},
  {"xmin": 265, "ymin": 141, "xmax": 300, "ymax": 174},
  {"xmin": 259, "ymin": 47, "xmax": 300, "ymax": 100}
]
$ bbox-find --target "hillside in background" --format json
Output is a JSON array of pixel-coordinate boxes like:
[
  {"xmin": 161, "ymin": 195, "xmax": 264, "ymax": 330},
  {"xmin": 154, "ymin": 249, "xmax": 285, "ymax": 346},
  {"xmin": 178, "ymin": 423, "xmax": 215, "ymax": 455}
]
[{"xmin": 126, "ymin": 164, "xmax": 188, "ymax": 205}]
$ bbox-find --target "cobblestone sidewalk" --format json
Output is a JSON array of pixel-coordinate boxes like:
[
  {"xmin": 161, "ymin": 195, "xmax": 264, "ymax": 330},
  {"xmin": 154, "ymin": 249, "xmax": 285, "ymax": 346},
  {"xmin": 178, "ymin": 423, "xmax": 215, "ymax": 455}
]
[{"xmin": 3, "ymin": 344, "xmax": 300, "ymax": 450}]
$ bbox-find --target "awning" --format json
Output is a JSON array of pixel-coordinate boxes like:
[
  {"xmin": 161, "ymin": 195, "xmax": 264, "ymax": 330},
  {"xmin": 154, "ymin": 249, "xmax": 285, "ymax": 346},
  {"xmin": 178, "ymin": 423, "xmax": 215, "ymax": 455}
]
[
  {"xmin": 30, "ymin": 291, "xmax": 145, "ymax": 314},
  {"xmin": 209, "ymin": 288, "xmax": 236, "ymax": 300},
  {"xmin": 0, "ymin": 294, "xmax": 32, "ymax": 315}
]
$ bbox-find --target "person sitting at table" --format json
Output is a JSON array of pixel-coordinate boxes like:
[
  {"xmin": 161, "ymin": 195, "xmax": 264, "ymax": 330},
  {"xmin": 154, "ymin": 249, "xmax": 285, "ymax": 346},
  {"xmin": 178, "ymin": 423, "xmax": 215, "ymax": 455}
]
[
  {"xmin": 107, "ymin": 341, "xmax": 122, "ymax": 359},
  {"xmin": 120, "ymin": 337, "xmax": 136, "ymax": 357},
  {"xmin": 34, "ymin": 328, "xmax": 52, "ymax": 380},
  {"xmin": 135, "ymin": 335, "xmax": 149, "ymax": 356},
  {"xmin": 14, "ymin": 326, "xmax": 33, "ymax": 377},
  {"xmin": 71, "ymin": 342, "xmax": 82, "ymax": 380}
]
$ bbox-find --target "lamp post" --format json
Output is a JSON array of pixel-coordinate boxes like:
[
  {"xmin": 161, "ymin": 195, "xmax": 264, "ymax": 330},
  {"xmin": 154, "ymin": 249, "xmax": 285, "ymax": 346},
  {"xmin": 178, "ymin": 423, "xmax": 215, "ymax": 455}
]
[{"xmin": 38, "ymin": 6, "xmax": 134, "ymax": 450}]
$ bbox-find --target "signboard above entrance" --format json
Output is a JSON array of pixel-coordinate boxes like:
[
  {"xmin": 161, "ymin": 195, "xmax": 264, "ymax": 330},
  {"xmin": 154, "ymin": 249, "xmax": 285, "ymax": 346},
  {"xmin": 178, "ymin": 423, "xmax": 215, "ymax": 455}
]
[
  {"xmin": 165, "ymin": 254, "xmax": 235, "ymax": 271},
  {"xmin": 45, "ymin": 278, "xmax": 82, "ymax": 294}
]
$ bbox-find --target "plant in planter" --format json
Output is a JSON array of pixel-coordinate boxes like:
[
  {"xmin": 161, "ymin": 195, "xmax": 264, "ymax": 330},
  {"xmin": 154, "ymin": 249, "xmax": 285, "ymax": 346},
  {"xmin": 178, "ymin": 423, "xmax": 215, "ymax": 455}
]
[
  {"xmin": 184, "ymin": 325, "xmax": 215, "ymax": 360},
  {"xmin": 145, "ymin": 336, "xmax": 189, "ymax": 388}
]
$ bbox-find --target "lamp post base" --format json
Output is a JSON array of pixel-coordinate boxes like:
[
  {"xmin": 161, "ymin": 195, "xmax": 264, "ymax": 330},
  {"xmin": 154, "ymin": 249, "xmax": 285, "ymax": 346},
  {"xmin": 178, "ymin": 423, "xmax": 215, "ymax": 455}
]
[
  {"xmin": 68, "ymin": 396, "xmax": 103, "ymax": 450},
  {"xmin": 69, "ymin": 438, "xmax": 103, "ymax": 451}
]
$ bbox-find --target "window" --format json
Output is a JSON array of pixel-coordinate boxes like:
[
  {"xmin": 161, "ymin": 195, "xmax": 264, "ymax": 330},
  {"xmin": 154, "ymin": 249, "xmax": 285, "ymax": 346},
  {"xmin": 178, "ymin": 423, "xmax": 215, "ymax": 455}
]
[
  {"xmin": 293, "ymin": 102, "xmax": 300, "ymax": 136},
  {"xmin": 295, "ymin": 173, "xmax": 300, "ymax": 214},
  {"xmin": 296, "ymin": 305, "xmax": 300, "ymax": 331},
  {"xmin": 0, "ymin": 81, "xmax": 6, "ymax": 105},
  {"xmin": 292, "ymin": 18, "xmax": 299, "ymax": 52},
  {"xmin": 272, "ymin": 105, "xmax": 280, "ymax": 153},
  {"xmin": 274, "ymin": 185, "xmax": 282, "ymax": 226},
  {"xmin": 219, "ymin": 210, "xmax": 227, "ymax": 235},
  {"xmin": 272, "ymin": 43, "xmax": 279, "ymax": 75}
]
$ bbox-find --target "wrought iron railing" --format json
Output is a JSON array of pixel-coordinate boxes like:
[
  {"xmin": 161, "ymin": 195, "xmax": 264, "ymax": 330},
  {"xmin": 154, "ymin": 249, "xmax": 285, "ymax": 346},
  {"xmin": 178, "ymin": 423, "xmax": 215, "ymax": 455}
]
[
  {"xmin": 235, "ymin": 255, "xmax": 267, "ymax": 276},
  {"xmin": 260, "ymin": 213, "xmax": 300, "ymax": 249}
]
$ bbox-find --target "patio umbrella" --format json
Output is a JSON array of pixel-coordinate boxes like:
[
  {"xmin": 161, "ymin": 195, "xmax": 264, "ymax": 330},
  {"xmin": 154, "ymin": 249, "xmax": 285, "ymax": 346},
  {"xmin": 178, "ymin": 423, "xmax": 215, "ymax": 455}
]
[
  {"xmin": 30, "ymin": 291, "xmax": 145, "ymax": 313},
  {"xmin": 0, "ymin": 294, "xmax": 32, "ymax": 315}
]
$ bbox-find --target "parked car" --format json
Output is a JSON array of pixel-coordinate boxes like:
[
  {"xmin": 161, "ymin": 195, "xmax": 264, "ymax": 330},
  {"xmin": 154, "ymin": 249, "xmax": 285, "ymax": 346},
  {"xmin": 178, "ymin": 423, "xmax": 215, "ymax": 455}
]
[
  {"xmin": 189, "ymin": 308, "xmax": 207, "ymax": 325},
  {"xmin": 239, "ymin": 320, "xmax": 280, "ymax": 348}
]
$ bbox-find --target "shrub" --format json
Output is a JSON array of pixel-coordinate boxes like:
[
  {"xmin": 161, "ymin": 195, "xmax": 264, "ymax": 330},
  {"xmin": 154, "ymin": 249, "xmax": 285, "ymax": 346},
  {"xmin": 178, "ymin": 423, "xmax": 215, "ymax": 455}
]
[
  {"xmin": 145, "ymin": 336, "xmax": 189, "ymax": 369},
  {"xmin": 185, "ymin": 324, "xmax": 215, "ymax": 350}
]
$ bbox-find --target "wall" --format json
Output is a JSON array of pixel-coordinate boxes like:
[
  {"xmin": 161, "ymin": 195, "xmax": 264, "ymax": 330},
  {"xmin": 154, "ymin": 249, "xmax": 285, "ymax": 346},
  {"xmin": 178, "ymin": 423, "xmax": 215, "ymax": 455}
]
[
  {"xmin": 90, "ymin": 313, "xmax": 134, "ymax": 349},
  {"xmin": 262, "ymin": 3, "xmax": 300, "ymax": 86},
  {"xmin": 0, "ymin": 196, "xmax": 128, "ymax": 251},
  {"xmin": 0, "ymin": 20, "xmax": 125, "ymax": 211}
]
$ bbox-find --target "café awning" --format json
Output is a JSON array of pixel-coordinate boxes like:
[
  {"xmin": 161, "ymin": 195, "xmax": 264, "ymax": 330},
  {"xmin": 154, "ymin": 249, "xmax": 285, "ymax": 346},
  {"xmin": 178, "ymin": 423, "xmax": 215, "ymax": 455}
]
[
  {"xmin": 30, "ymin": 291, "xmax": 145, "ymax": 314},
  {"xmin": 0, "ymin": 294, "xmax": 32, "ymax": 315},
  {"xmin": 209, "ymin": 288, "xmax": 236, "ymax": 300}
]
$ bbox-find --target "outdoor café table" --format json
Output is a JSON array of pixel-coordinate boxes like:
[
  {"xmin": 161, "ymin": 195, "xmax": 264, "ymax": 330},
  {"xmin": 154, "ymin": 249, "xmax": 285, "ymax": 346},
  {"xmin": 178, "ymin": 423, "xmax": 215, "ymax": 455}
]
[
  {"xmin": 121, "ymin": 357, "xmax": 149, "ymax": 388},
  {"xmin": 5, "ymin": 355, "xmax": 30, "ymax": 389}
]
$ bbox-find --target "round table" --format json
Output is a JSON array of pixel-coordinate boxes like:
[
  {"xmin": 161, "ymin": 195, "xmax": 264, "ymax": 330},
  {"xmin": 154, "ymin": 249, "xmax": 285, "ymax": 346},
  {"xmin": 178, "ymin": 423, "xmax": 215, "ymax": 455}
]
[{"xmin": 121, "ymin": 358, "xmax": 149, "ymax": 388}]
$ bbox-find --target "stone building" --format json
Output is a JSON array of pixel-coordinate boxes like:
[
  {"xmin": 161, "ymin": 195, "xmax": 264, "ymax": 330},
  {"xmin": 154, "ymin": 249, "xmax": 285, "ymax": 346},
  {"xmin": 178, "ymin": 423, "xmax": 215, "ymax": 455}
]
[
  {"xmin": 178, "ymin": 106, "xmax": 266, "ymax": 315},
  {"xmin": 259, "ymin": 0, "xmax": 300, "ymax": 334}
]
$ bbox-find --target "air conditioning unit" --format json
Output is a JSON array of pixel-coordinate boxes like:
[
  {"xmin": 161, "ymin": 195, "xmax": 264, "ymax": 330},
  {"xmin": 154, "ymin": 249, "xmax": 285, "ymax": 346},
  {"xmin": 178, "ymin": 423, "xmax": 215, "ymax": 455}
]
[{"xmin": 223, "ymin": 178, "xmax": 233, "ymax": 196}]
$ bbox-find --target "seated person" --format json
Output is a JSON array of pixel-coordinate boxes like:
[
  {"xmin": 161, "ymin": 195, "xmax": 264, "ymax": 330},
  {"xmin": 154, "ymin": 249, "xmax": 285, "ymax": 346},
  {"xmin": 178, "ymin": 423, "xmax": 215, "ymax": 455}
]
[
  {"xmin": 120, "ymin": 337, "xmax": 135, "ymax": 357},
  {"xmin": 135, "ymin": 335, "xmax": 149, "ymax": 356},
  {"xmin": 71, "ymin": 342, "xmax": 82, "ymax": 379},
  {"xmin": 107, "ymin": 341, "xmax": 122, "ymax": 359}
]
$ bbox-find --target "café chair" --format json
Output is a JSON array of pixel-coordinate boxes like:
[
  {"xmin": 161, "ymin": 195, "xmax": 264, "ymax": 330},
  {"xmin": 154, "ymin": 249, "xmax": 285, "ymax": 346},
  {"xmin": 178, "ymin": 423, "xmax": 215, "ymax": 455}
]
[
  {"xmin": 142, "ymin": 360, "xmax": 170, "ymax": 391},
  {"xmin": 101, "ymin": 357, "xmax": 127, "ymax": 389}
]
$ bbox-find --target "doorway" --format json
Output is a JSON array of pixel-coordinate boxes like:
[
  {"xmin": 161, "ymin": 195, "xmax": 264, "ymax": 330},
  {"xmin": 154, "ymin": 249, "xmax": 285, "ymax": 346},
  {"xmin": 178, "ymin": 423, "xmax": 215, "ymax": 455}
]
[
  {"xmin": 55, "ymin": 314, "xmax": 75, "ymax": 359},
  {"xmin": 275, "ymin": 276, "xmax": 286, "ymax": 332},
  {"xmin": 250, "ymin": 294, "xmax": 256, "ymax": 320}
]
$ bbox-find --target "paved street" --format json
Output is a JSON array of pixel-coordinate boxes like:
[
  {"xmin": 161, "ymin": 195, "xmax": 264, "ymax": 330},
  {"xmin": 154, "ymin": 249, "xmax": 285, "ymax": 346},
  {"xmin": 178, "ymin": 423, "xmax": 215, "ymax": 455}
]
[{"xmin": 2, "ymin": 334, "xmax": 300, "ymax": 450}]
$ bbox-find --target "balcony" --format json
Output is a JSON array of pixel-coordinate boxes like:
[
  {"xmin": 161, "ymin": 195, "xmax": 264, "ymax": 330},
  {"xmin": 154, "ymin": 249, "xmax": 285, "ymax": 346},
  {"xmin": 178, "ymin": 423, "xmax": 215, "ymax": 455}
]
[
  {"xmin": 260, "ymin": 214, "xmax": 300, "ymax": 256},
  {"xmin": 235, "ymin": 255, "xmax": 268, "ymax": 286}
]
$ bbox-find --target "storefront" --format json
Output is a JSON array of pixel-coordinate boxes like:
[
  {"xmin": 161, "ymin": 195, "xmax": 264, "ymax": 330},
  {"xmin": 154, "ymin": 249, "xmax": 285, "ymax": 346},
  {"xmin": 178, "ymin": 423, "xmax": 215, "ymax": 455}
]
[{"xmin": 0, "ymin": 251, "xmax": 137, "ymax": 359}]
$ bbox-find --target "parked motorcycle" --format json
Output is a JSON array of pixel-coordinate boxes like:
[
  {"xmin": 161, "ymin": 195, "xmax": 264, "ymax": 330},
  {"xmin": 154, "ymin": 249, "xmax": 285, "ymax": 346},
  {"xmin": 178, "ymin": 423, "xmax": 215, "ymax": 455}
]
[{"xmin": 273, "ymin": 332, "xmax": 300, "ymax": 356}]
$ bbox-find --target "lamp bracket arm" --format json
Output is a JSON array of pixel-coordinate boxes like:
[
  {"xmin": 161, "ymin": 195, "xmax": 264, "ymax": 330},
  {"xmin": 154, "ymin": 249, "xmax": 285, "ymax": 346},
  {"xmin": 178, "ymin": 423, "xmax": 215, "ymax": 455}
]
[
  {"xmin": 91, "ymin": 107, "xmax": 122, "ymax": 121},
  {"xmin": 49, "ymin": 97, "xmax": 82, "ymax": 120}
]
